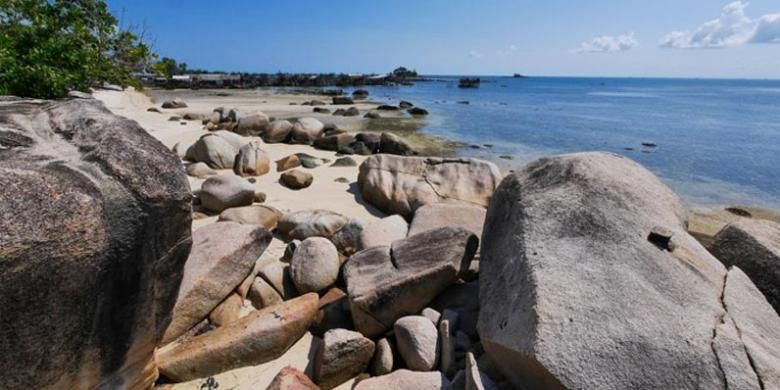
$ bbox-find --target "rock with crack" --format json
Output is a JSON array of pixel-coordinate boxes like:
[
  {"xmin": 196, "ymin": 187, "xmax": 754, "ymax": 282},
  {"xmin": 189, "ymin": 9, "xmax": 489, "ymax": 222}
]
[
  {"xmin": 358, "ymin": 155, "xmax": 502, "ymax": 220},
  {"xmin": 709, "ymin": 219, "xmax": 780, "ymax": 314},
  {"xmin": 0, "ymin": 97, "xmax": 192, "ymax": 389},
  {"xmin": 158, "ymin": 293, "xmax": 319, "ymax": 382},
  {"xmin": 478, "ymin": 151, "xmax": 780, "ymax": 390},
  {"xmin": 162, "ymin": 222, "xmax": 271, "ymax": 344},
  {"xmin": 314, "ymin": 328, "xmax": 375, "ymax": 389},
  {"xmin": 344, "ymin": 226, "xmax": 478, "ymax": 338}
]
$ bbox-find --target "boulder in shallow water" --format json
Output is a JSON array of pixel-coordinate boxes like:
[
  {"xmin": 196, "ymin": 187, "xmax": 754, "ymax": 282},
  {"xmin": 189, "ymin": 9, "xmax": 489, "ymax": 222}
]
[
  {"xmin": 199, "ymin": 175, "xmax": 255, "ymax": 212},
  {"xmin": 378, "ymin": 132, "xmax": 415, "ymax": 156},
  {"xmin": 478, "ymin": 151, "xmax": 780, "ymax": 390},
  {"xmin": 162, "ymin": 222, "xmax": 271, "ymax": 344},
  {"xmin": 158, "ymin": 293, "xmax": 319, "ymax": 382},
  {"xmin": 0, "ymin": 97, "xmax": 192, "ymax": 389},
  {"xmin": 358, "ymin": 155, "xmax": 502, "ymax": 220},
  {"xmin": 709, "ymin": 219, "xmax": 780, "ymax": 314},
  {"xmin": 344, "ymin": 227, "xmax": 478, "ymax": 338}
]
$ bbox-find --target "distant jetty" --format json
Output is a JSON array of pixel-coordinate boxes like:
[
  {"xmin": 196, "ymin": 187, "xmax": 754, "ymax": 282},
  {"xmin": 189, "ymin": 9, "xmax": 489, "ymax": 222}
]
[
  {"xmin": 458, "ymin": 77, "xmax": 481, "ymax": 88},
  {"xmin": 513, "ymin": 73, "xmax": 528, "ymax": 78}
]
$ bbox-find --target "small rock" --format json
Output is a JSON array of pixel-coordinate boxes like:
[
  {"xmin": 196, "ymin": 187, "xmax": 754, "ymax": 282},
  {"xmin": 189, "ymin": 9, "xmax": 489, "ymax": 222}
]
[
  {"xmin": 364, "ymin": 112, "xmax": 381, "ymax": 119},
  {"xmin": 332, "ymin": 96, "xmax": 354, "ymax": 105},
  {"xmin": 172, "ymin": 141, "xmax": 190, "ymax": 159},
  {"xmin": 290, "ymin": 237, "xmax": 340, "ymax": 293},
  {"xmin": 199, "ymin": 175, "xmax": 255, "ymax": 212},
  {"xmin": 330, "ymin": 218, "xmax": 366, "ymax": 255},
  {"xmin": 353, "ymin": 370, "xmax": 449, "ymax": 390},
  {"xmin": 147, "ymin": 107, "xmax": 161, "ymax": 113},
  {"xmin": 277, "ymin": 210, "xmax": 349, "ymax": 240},
  {"xmin": 168, "ymin": 116, "xmax": 181, "ymax": 121},
  {"xmin": 377, "ymin": 104, "xmax": 399, "ymax": 111},
  {"xmin": 394, "ymin": 315, "xmax": 440, "ymax": 371},
  {"xmin": 439, "ymin": 319, "xmax": 455, "ymax": 377},
  {"xmin": 334, "ymin": 177, "xmax": 350, "ymax": 183},
  {"xmin": 254, "ymin": 191, "xmax": 267, "ymax": 203},
  {"xmin": 259, "ymin": 262, "xmax": 299, "ymax": 299},
  {"xmin": 421, "ymin": 307, "xmax": 441, "ymax": 326},
  {"xmin": 247, "ymin": 277, "xmax": 283, "ymax": 310},
  {"xmin": 360, "ymin": 215, "xmax": 408, "ymax": 249},
  {"xmin": 280, "ymin": 169, "xmax": 314, "ymax": 190},
  {"xmin": 314, "ymin": 107, "xmax": 331, "ymax": 114},
  {"xmin": 407, "ymin": 107, "xmax": 429, "ymax": 116},
  {"xmin": 266, "ymin": 366, "xmax": 319, "ymax": 390},
  {"xmin": 264, "ymin": 120, "xmax": 294, "ymax": 143},
  {"xmin": 371, "ymin": 338, "xmax": 394, "ymax": 376},
  {"xmin": 315, "ymin": 329, "xmax": 375, "ymax": 389},
  {"xmin": 498, "ymin": 155, "xmax": 513, "ymax": 160},
  {"xmin": 276, "ymin": 154, "xmax": 302, "ymax": 172},
  {"xmin": 399, "ymin": 101, "xmax": 414, "ymax": 109},
  {"xmin": 331, "ymin": 157, "xmax": 357, "ymax": 167},
  {"xmin": 208, "ymin": 293, "xmax": 242, "ymax": 327},
  {"xmin": 161, "ymin": 98, "xmax": 187, "ymax": 109},
  {"xmin": 186, "ymin": 162, "xmax": 218, "ymax": 178},
  {"xmin": 296, "ymin": 153, "xmax": 322, "ymax": 169}
]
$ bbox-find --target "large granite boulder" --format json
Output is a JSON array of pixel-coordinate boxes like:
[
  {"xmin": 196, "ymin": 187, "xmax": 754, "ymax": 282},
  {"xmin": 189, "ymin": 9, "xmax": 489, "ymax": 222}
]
[
  {"xmin": 233, "ymin": 141, "xmax": 271, "ymax": 177},
  {"xmin": 234, "ymin": 113, "xmax": 270, "ymax": 136},
  {"xmin": 478, "ymin": 152, "xmax": 780, "ymax": 390},
  {"xmin": 158, "ymin": 293, "xmax": 319, "ymax": 382},
  {"xmin": 291, "ymin": 117, "xmax": 325, "ymax": 144},
  {"xmin": 162, "ymin": 222, "xmax": 271, "ymax": 344},
  {"xmin": 185, "ymin": 133, "xmax": 239, "ymax": 169},
  {"xmin": 314, "ymin": 328, "xmax": 375, "ymax": 389},
  {"xmin": 199, "ymin": 175, "xmax": 255, "ymax": 212},
  {"xmin": 0, "ymin": 97, "xmax": 192, "ymax": 389},
  {"xmin": 290, "ymin": 237, "xmax": 340, "ymax": 294},
  {"xmin": 264, "ymin": 119, "xmax": 294, "ymax": 143},
  {"xmin": 358, "ymin": 155, "xmax": 502, "ymax": 220},
  {"xmin": 277, "ymin": 209, "xmax": 349, "ymax": 240},
  {"xmin": 344, "ymin": 227, "xmax": 478, "ymax": 338},
  {"xmin": 709, "ymin": 219, "xmax": 780, "ymax": 314}
]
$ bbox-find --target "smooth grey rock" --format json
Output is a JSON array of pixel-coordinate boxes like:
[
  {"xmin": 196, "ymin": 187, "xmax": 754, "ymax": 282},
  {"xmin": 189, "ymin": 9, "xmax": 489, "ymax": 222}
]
[
  {"xmin": 186, "ymin": 162, "xmax": 218, "ymax": 178},
  {"xmin": 360, "ymin": 214, "xmax": 409, "ymax": 249},
  {"xmin": 280, "ymin": 169, "xmax": 313, "ymax": 190},
  {"xmin": 199, "ymin": 175, "xmax": 255, "ymax": 212},
  {"xmin": 478, "ymin": 152, "xmax": 779, "ymax": 390},
  {"xmin": 315, "ymin": 329, "xmax": 375, "ymax": 389},
  {"xmin": 247, "ymin": 277, "xmax": 283, "ymax": 310},
  {"xmin": 371, "ymin": 338, "xmax": 394, "ymax": 376},
  {"xmin": 263, "ymin": 119, "xmax": 293, "ymax": 143},
  {"xmin": 394, "ymin": 316, "xmax": 439, "ymax": 371},
  {"xmin": 353, "ymin": 369, "xmax": 449, "ymax": 390},
  {"xmin": 422, "ymin": 307, "xmax": 441, "ymax": 326},
  {"xmin": 291, "ymin": 117, "xmax": 325, "ymax": 144},
  {"xmin": 259, "ymin": 261, "xmax": 299, "ymax": 300},
  {"xmin": 278, "ymin": 210, "xmax": 349, "ymax": 240},
  {"xmin": 290, "ymin": 237, "xmax": 340, "ymax": 294},
  {"xmin": 409, "ymin": 203, "xmax": 487, "ymax": 238},
  {"xmin": 440, "ymin": 318, "xmax": 455, "ymax": 377},
  {"xmin": 358, "ymin": 155, "xmax": 502, "ymax": 220},
  {"xmin": 235, "ymin": 113, "xmax": 269, "ymax": 136},
  {"xmin": 185, "ymin": 134, "xmax": 239, "ymax": 169}
]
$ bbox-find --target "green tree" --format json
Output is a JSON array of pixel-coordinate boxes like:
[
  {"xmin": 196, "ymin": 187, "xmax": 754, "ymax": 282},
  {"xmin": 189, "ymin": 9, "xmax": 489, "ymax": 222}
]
[
  {"xmin": 0, "ymin": 0, "xmax": 155, "ymax": 99},
  {"xmin": 153, "ymin": 57, "xmax": 179, "ymax": 80}
]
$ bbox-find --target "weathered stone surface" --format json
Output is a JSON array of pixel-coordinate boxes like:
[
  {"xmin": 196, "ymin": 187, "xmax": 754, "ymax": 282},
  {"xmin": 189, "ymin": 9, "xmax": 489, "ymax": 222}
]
[
  {"xmin": 158, "ymin": 293, "xmax": 319, "ymax": 382},
  {"xmin": 378, "ymin": 132, "xmax": 415, "ymax": 156},
  {"xmin": 208, "ymin": 293, "xmax": 242, "ymax": 327},
  {"xmin": 162, "ymin": 222, "xmax": 271, "ymax": 344},
  {"xmin": 709, "ymin": 219, "xmax": 780, "ymax": 313},
  {"xmin": 332, "ymin": 96, "xmax": 354, "ymax": 105},
  {"xmin": 360, "ymin": 214, "xmax": 409, "ymax": 249},
  {"xmin": 218, "ymin": 205, "xmax": 282, "ymax": 230},
  {"xmin": 291, "ymin": 117, "xmax": 325, "ymax": 144},
  {"xmin": 688, "ymin": 206, "xmax": 780, "ymax": 247},
  {"xmin": 478, "ymin": 152, "xmax": 780, "ymax": 390},
  {"xmin": 330, "ymin": 217, "xmax": 366, "ymax": 255},
  {"xmin": 312, "ymin": 288, "xmax": 353, "ymax": 335},
  {"xmin": 173, "ymin": 141, "xmax": 190, "ymax": 158},
  {"xmin": 259, "ymin": 261, "xmax": 299, "ymax": 300},
  {"xmin": 0, "ymin": 97, "xmax": 191, "ymax": 389},
  {"xmin": 264, "ymin": 119, "xmax": 294, "ymax": 143},
  {"xmin": 234, "ymin": 141, "xmax": 271, "ymax": 176},
  {"xmin": 186, "ymin": 162, "xmax": 218, "ymax": 178},
  {"xmin": 290, "ymin": 237, "xmax": 340, "ymax": 294},
  {"xmin": 358, "ymin": 155, "xmax": 502, "ymax": 220},
  {"xmin": 280, "ymin": 169, "xmax": 314, "ymax": 190},
  {"xmin": 344, "ymin": 227, "xmax": 478, "ymax": 338},
  {"xmin": 314, "ymin": 133, "xmax": 355, "ymax": 151},
  {"xmin": 394, "ymin": 316, "xmax": 439, "ymax": 371},
  {"xmin": 296, "ymin": 152, "xmax": 322, "ymax": 169},
  {"xmin": 266, "ymin": 366, "xmax": 320, "ymax": 390},
  {"xmin": 315, "ymin": 329, "xmax": 375, "ymax": 389},
  {"xmin": 248, "ymin": 276, "xmax": 284, "ymax": 310},
  {"xmin": 370, "ymin": 338, "xmax": 394, "ymax": 376},
  {"xmin": 353, "ymin": 369, "xmax": 449, "ymax": 390},
  {"xmin": 199, "ymin": 175, "xmax": 255, "ymax": 212},
  {"xmin": 466, "ymin": 352, "xmax": 497, "ymax": 390},
  {"xmin": 185, "ymin": 133, "xmax": 239, "ymax": 169},
  {"xmin": 235, "ymin": 113, "xmax": 270, "ymax": 136},
  {"xmin": 331, "ymin": 156, "xmax": 357, "ymax": 167},
  {"xmin": 409, "ymin": 203, "xmax": 487, "ymax": 238},
  {"xmin": 162, "ymin": 98, "xmax": 187, "ymax": 108},
  {"xmin": 278, "ymin": 210, "xmax": 349, "ymax": 240},
  {"xmin": 276, "ymin": 154, "xmax": 302, "ymax": 171}
]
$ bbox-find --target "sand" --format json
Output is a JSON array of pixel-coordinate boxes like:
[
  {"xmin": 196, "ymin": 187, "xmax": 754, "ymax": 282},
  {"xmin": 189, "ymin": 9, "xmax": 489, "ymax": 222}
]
[{"xmin": 93, "ymin": 88, "xmax": 388, "ymax": 389}]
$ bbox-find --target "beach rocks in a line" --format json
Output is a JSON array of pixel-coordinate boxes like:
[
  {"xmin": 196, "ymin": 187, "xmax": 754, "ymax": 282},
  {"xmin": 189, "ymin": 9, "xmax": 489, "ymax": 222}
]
[
  {"xmin": 394, "ymin": 316, "xmax": 440, "ymax": 371},
  {"xmin": 360, "ymin": 214, "xmax": 409, "ymax": 249},
  {"xmin": 314, "ymin": 133, "xmax": 355, "ymax": 151},
  {"xmin": 235, "ymin": 113, "xmax": 270, "ymax": 136},
  {"xmin": 379, "ymin": 132, "xmax": 415, "ymax": 156},
  {"xmin": 333, "ymin": 107, "xmax": 360, "ymax": 116},
  {"xmin": 158, "ymin": 293, "xmax": 318, "ymax": 382},
  {"xmin": 233, "ymin": 141, "xmax": 271, "ymax": 177},
  {"xmin": 344, "ymin": 227, "xmax": 478, "ymax": 338},
  {"xmin": 331, "ymin": 156, "xmax": 357, "ymax": 167},
  {"xmin": 358, "ymin": 155, "xmax": 502, "ymax": 220},
  {"xmin": 264, "ymin": 119, "xmax": 294, "ymax": 143},
  {"xmin": 409, "ymin": 203, "xmax": 487, "ymax": 238},
  {"xmin": 185, "ymin": 133, "xmax": 239, "ymax": 169},
  {"xmin": 162, "ymin": 98, "xmax": 188, "ymax": 108},
  {"xmin": 280, "ymin": 169, "xmax": 314, "ymax": 190},
  {"xmin": 199, "ymin": 175, "xmax": 255, "ymax": 212},
  {"xmin": 267, "ymin": 367, "xmax": 319, "ymax": 390},
  {"xmin": 291, "ymin": 117, "xmax": 325, "ymax": 144},
  {"xmin": 313, "ymin": 107, "xmax": 331, "ymax": 114},
  {"xmin": 276, "ymin": 154, "xmax": 302, "ymax": 171},
  {"xmin": 162, "ymin": 222, "xmax": 271, "ymax": 344},
  {"xmin": 218, "ymin": 205, "xmax": 282, "ymax": 230},
  {"xmin": 478, "ymin": 151, "xmax": 780, "ymax": 389},
  {"xmin": 0, "ymin": 97, "xmax": 192, "ymax": 389},
  {"xmin": 315, "ymin": 329, "xmax": 376, "ymax": 389},
  {"xmin": 353, "ymin": 89, "xmax": 369, "ymax": 99},
  {"xmin": 278, "ymin": 209, "xmax": 349, "ymax": 240},
  {"xmin": 407, "ymin": 107, "xmax": 429, "ymax": 116},
  {"xmin": 377, "ymin": 104, "xmax": 399, "ymax": 111},
  {"xmin": 353, "ymin": 369, "xmax": 449, "ymax": 390},
  {"xmin": 709, "ymin": 219, "xmax": 780, "ymax": 313},
  {"xmin": 364, "ymin": 112, "xmax": 381, "ymax": 119},
  {"xmin": 186, "ymin": 162, "xmax": 218, "ymax": 178},
  {"xmin": 290, "ymin": 237, "xmax": 340, "ymax": 294},
  {"xmin": 147, "ymin": 107, "xmax": 161, "ymax": 113},
  {"xmin": 332, "ymin": 96, "xmax": 354, "ymax": 105}
]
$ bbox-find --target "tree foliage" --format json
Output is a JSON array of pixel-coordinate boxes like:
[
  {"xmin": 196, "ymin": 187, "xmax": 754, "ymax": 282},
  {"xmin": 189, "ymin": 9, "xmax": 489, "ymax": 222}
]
[{"xmin": 0, "ymin": 0, "xmax": 155, "ymax": 99}]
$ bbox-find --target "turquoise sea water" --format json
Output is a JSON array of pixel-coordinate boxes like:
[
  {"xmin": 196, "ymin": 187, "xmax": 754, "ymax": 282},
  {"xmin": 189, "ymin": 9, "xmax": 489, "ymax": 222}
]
[{"xmin": 357, "ymin": 77, "xmax": 780, "ymax": 209}]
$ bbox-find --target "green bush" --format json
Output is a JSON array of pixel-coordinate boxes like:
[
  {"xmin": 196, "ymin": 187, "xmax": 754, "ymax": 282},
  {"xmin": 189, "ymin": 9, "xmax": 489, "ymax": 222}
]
[{"xmin": 0, "ymin": 0, "xmax": 154, "ymax": 99}]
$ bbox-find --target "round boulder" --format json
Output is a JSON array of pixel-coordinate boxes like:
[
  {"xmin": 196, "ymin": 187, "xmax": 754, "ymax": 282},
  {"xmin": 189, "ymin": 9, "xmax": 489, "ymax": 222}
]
[
  {"xmin": 394, "ymin": 315, "xmax": 440, "ymax": 371},
  {"xmin": 233, "ymin": 142, "xmax": 271, "ymax": 177},
  {"xmin": 199, "ymin": 175, "xmax": 255, "ymax": 212},
  {"xmin": 291, "ymin": 118, "xmax": 325, "ymax": 144},
  {"xmin": 290, "ymin": 237, "xmax": 340, "ymax": 293},
  {"xmin": 263, "ymin": 119, "xmax": 294, "ymax": 143},
  {"xmin": 185, "ymin": 134, "xmax": 239, "ymax": 169},
  {"xmin": 280, "ymin": 169, "xmax": 313, "ymax": 190}
]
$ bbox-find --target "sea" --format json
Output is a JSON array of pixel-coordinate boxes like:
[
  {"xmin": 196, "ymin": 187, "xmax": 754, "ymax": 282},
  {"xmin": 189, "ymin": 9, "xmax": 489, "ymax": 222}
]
[{"xmin": 353, "ymin": 76, "xmax": 780, "ymax": 209}]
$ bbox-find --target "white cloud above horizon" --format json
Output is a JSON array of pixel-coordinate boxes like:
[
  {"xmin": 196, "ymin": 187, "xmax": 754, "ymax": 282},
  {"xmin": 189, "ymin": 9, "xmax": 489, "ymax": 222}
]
[
  {"xmin": 661, "ymin": 1, "xmax": 780, "ymax": 49},
  {"xmin": 468, "ymin": 50, "xmax": 483, "ymax": 59},
  {"xmin": 573, "ymin": 33, "xmax": 638, "ymax": 54}
]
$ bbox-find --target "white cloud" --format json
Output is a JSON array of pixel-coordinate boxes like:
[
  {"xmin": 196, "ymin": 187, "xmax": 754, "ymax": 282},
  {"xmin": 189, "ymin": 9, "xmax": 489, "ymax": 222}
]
[
  {"xmin": 469, "ymin": 50, "xmax": 483, "ymax": 59},
  {"xmin": 661, "ymin": 1, "xmax": 780, "ymax": 49},
  {"xmin": 496, "ymin": 44, "xmax": 519, "ymax": 57},
  {"xmin": 574, "ymin": 33, "xmax": 638, "ymax": 53}
]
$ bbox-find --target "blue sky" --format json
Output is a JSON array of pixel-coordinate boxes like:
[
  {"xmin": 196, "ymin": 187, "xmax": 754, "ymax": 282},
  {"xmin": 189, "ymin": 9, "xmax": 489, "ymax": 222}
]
[{"xmin": 108, "ymin": 0, "xmax": 780, "ymax": 78}]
